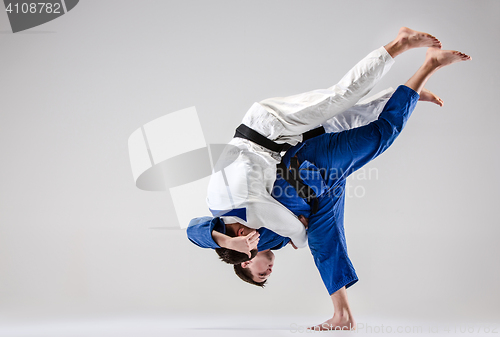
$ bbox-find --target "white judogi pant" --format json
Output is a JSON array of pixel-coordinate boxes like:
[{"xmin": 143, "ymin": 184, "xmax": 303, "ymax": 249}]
[{"xmin": 207, "ymin": 47, "xmax": 395, "ymax": 248}]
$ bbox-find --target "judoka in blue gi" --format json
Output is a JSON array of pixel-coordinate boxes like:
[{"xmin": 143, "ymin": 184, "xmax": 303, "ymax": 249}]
[{"xmin": 187, "ymin": 32, "xmax": 471, "ymax": 330}]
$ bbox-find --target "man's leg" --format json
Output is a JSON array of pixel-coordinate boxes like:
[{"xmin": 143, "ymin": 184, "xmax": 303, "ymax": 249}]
[
  {"xmin": 405, "ymin": 48, "xmax": 471, "ymax": 94},
  {"xmin": 308, "ymin": 287, "xmax": 355, "ymax": 331},
  {"xmin": 297, "ymin": 48, "xmax": 471, "ymax": 189},
  {"xmin": 384, "ymin": 27, "xmax": 441, "ymax": 58},
  {"xmin": 319, "ymin": 84, "xmax": 445, "ymax": 134},
  {"xmin": 299, "ymin": 47, "xmax": 471, "ymax": 331},
  {"xmin": 321, "ymin": 88, "xmax": 394, "ymax": 133},
  {"xmin": 254, "ymin": 27, "xmax": 441, "ymax": 139}
]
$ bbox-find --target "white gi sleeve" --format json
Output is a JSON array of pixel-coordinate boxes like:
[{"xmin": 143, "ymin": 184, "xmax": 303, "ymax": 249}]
[{"xmin": 246, "ymin": 195, "xmax": 308, "ymax": 248}]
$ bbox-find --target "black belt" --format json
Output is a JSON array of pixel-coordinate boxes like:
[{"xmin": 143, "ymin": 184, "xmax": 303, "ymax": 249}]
[
  {"xmin": 277, "ymin": 157, "xmax": 319, "ymax": 214},
  {"xmin": 234, "ymin": 124, "xmax": 325, "ymax": 153},
  {"xmin": 234, "ymin": 123, "xmax": 325, "ymax": 215}
]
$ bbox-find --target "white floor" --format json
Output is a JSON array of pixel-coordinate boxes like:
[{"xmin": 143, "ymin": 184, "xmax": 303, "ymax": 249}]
[{"xmin": 0, "ymin": 314, "xmax": 497, "ymax": 337}]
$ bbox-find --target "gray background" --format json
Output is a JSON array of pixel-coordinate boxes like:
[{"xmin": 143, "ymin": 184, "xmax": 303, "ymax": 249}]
[{"xmin": 1, "ymin": 0, "xmax": 499, "ymax": 336}]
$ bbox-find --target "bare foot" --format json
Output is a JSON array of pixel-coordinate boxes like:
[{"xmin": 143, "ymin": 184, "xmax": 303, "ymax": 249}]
[
  {"xmin": 419, "ymin": 88, "xmax": 444, "ymax": 106},
  {"xmin": 307, "ymin": 314, "xmax": 356, "ymax": 331},
  {"xmin": 404, "ymin": 48, "xmax": 471, "ymax": 93},
  {"xmin": 425, "ymin": 48, "xmax": 472, "ymax": 69},
  {"xmin": 386, "ymin": 27, "xmax": 441, "ymax": 57},
  {"xmin": 398, "ymin": 27, "xmax": 442, "ymax": 50}
]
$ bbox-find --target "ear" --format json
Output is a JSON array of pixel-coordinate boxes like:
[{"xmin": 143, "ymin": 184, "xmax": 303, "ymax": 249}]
[
  {"xmin": 237, "ymin": 226, "xmax": 245, "ymax": 237},
  {"xmin": 241, "ymin": 261, "xmax": 251, "ymax": 268}
]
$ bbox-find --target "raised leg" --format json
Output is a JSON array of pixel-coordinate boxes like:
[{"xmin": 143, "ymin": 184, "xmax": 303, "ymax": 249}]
[
  {"xmin": 256, "ymin": 27, "xmax": 444, "ymax": 139},
  {"xmin": 405, "ymin": 48, "xmax": 471, "ymax": 94},
  {"xmin": 300, "ymin": 47, "xmax": 471, "ymax": 333}
]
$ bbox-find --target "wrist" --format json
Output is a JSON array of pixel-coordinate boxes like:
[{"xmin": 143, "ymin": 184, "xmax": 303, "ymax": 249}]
[
  {"xmin": 221, "ymin": 236, "xmax": 233, "ymax": 249},
  {"xmin": 212, "ymin": 231, "xmax": 231, "ymax": 249}
]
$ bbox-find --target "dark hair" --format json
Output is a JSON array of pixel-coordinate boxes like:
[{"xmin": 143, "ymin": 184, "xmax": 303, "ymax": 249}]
[
  {"xmin": 215, "ymin": 247, "xmax": 258, "ymax": 264},
  {"xmin": 224, "ymin": 224, "xmax": 237, "ymax": 237},
  {"xmin": 234, "ymin": 263, "xmax": 266, "ymax": 287}
]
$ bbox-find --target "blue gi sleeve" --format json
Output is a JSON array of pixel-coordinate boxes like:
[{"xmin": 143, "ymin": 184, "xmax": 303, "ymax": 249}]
[
  {"xmin": 187, "ymin": 216, "xmax": 290, "ymax": 251},
  {"xmin": 257, "ymin": 228, "xmax": 291, "ymax": 251},
  {"xmin": 186, "ymin": 217, "xmax": 225, "ymax": 249}
]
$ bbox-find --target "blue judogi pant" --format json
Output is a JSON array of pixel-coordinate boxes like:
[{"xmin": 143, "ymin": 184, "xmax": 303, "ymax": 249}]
[{"xmin": 273, "ymin": 85, "xmax": 419, "ymax": 295}]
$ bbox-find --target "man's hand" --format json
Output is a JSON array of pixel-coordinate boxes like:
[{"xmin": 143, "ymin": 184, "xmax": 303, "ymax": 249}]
[
  {"xmin": 298, "ymin": 215, "xmax": 309, "ymax": 229},
  {"xmin": 226, "ymin": 231, "xmax": 260, "ymax": 258}
]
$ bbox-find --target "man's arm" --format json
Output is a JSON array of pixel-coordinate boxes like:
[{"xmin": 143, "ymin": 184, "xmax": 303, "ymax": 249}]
[
  {"xmin": 186, "ymin": 217, "xmax": 223, "ymax": 249},
  {"xmin": 249, "ymin": 196, "xmax": 309, "ymax": 248},
  {"xmin": 186, "ymin": 217, "xmax": 260, "ymax": 253},
  {"xmin": 283, "ymin": 215, "xmax": 308, "ymax": 250},
  {"xmin": 212, "ymin": 230, "xmax": 260, "ymax": 257},
  {"xmin": 187, "ymin": 216, "xmax": 296, "ymax": 254}
]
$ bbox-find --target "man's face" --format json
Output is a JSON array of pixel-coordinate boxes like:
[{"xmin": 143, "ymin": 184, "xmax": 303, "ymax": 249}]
[
  {"xmin": 226, "ymin": 222, "xmax": 256, "ymax": 237},
  {"xmin": 243, "ymin": 249, "xmax": 275, "ymax": 282},
  {"xmin": 238, "ymin": 224, "xmax": 256, "ymax": 237}
]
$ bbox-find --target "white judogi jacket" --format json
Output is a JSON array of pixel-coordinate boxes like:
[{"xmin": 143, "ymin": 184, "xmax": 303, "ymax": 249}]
[{"xmin": 207, "ymin": 47, "xmax": 395, "ymax": 248}]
